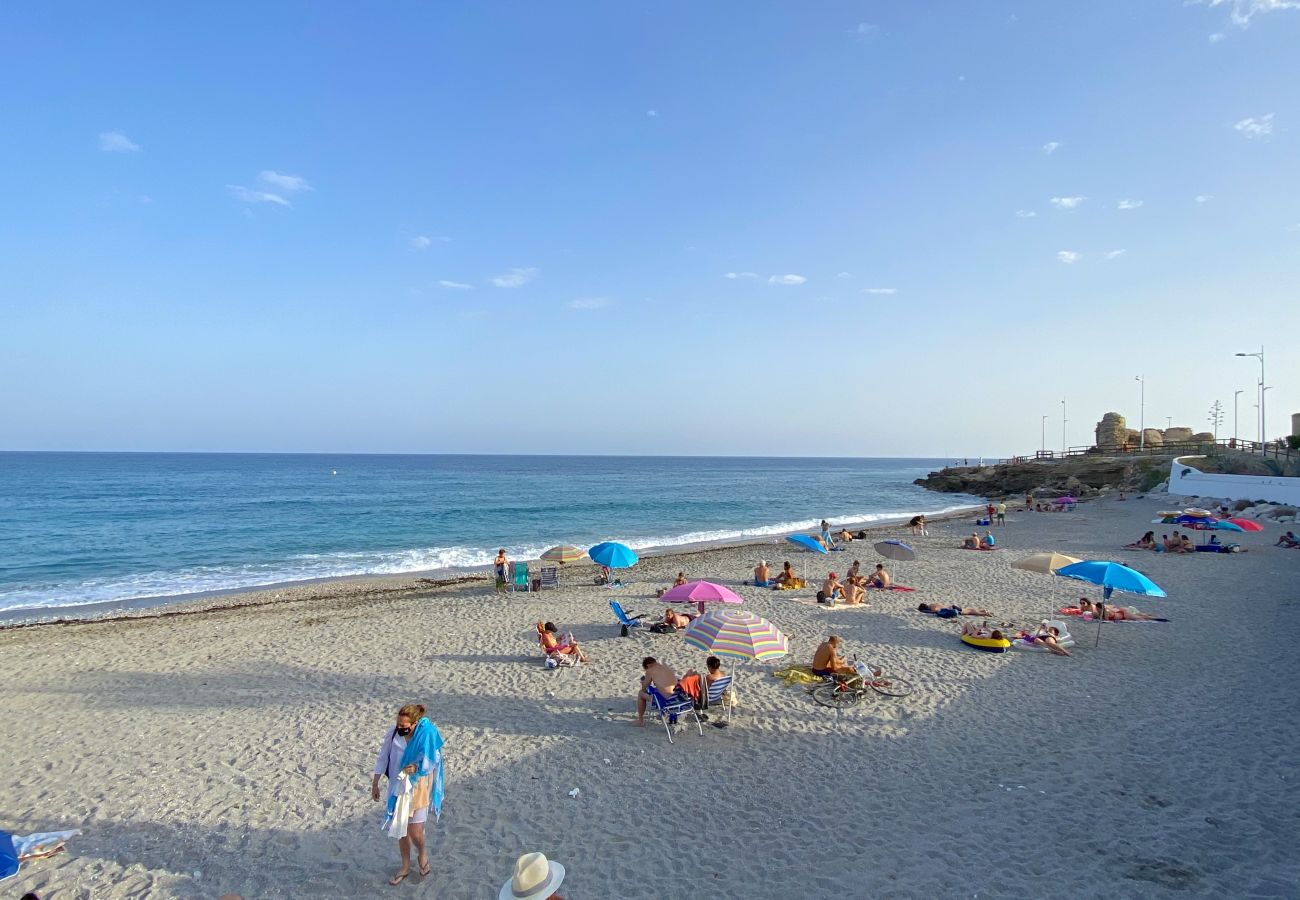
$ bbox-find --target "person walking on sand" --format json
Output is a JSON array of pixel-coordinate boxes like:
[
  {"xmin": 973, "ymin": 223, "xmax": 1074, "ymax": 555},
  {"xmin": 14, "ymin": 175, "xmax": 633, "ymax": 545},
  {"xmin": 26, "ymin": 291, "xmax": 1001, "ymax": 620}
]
[
  {"xmin": 996, "ymin": 501, "xmax": 1006, "ymax": 525},
  {"xmin": 494, "ymin": 549, "xmax": 509, "ymax": 593},
  {"xmin": 372, "ymin": 704, "xmax": 446, "ymax": 885}
]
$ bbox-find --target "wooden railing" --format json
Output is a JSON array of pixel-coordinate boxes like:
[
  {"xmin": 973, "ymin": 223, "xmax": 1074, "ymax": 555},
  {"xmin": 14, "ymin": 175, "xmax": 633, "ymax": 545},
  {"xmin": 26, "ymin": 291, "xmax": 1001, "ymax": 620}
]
[{"xmin": 1007, "ymin": 438, "xmax": 1295, "ymax": 466}]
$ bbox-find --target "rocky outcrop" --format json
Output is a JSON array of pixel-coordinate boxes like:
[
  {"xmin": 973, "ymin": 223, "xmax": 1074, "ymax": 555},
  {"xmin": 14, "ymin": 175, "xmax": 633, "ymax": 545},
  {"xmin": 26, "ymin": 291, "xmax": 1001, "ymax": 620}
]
[
  {"xmin": 1095, "ymin": 412, "xmax": 1128, "ymax": 451},
  {"xmin": 914, "ymin": 455, "xmax": 1174, "ymax": 498},
  {"xmin": 1192, "ymin": 432, "xmax": 1215, "ymax": 443}
]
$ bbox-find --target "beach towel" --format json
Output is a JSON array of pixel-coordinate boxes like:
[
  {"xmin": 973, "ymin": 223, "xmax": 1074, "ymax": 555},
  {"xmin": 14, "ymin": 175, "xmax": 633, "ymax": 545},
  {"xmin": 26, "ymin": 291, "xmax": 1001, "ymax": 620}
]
[
  {"xmin": 677, "ymin": 672, "xmax": 703, "ymax": 704},
  {"xmin": 0, "ymin": 832, "xmax": 16, "ymax": 881},
  {"xmin": 867, "ymin": 584, "xmax": 915, "ymax": 592},
  {"xmin": 772, "ymin": 664, "xmax": 821, "ymax": 685},
  {"xmin": 382, "ymin": 716, "xmax": 446, "ymax": 826},
  {"xmin": 386, "ymin": 773, "xmax": 414, "ymax": 838},
  {"xmin": 1057, "ymin": 607, "xmax": 1169, "ymax": 622},
  {"xmin": 12, "ymin": 830, "xmax": 79, "ymax": 861}
]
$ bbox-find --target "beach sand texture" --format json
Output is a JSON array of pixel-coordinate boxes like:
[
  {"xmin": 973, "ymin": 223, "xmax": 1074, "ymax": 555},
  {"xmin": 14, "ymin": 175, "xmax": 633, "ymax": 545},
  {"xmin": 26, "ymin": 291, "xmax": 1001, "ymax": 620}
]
[{"xmin": 2, "ymin": 498, "xmax": 1298, "ymax": 898}]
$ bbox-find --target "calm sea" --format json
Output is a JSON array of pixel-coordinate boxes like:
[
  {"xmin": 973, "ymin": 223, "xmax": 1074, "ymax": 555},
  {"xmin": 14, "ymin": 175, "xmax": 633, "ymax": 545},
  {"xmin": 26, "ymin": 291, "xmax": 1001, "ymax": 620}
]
[{"xmin": 0, "ymin": 453, "xmax": 977, "ymax": 614}]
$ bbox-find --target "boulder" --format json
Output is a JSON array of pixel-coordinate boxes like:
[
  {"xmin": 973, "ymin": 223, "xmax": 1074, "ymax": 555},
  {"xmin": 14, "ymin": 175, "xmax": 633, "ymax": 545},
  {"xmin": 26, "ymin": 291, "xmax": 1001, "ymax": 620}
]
[
  {"xmin": 1164, "ymin": 427, "xmax": 1194, "ymax": 443},
  {"xmin": 1191, "ymin": 432, "xmax": 1215, "ymax": 443},
  {"xmin": 1095, "ymin": 412, "xmax": 1128, "ymax": 451},
  {"xmin": 1141, "ymin": 428, "xmax": 1164, "ymax": 448}
]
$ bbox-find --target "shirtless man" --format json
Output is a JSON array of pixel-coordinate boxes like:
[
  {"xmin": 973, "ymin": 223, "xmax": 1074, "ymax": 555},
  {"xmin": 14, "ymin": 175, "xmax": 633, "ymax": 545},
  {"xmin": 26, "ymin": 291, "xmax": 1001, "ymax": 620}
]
[
  {"xmin": 636, "ymin": 657, "xmax": 681, "ymax": 726},
  {"xmin": 753, "ymin": 559, "xmax": 770, "ymax": 585},
  {"xmin": 962, "ymin": 533, "xmax": 981, "ymax": 549},
  {"xmin": 811, "ymin": 635, "xmax": 855, "ymax": 677},
  {"xmin": 821, "ymin": 572, "xmax": 846, "ymax": 601},
  {"xmin": 869, "ymin": 563, "xmax": 892, "ymax": 589}
]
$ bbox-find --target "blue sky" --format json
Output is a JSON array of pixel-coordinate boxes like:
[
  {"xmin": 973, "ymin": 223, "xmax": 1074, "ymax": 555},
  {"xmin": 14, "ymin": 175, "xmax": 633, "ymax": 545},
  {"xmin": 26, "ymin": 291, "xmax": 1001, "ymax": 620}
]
[{"xmin": 2, "ymin": 1, "xmax": 1297, "ymax": 456}]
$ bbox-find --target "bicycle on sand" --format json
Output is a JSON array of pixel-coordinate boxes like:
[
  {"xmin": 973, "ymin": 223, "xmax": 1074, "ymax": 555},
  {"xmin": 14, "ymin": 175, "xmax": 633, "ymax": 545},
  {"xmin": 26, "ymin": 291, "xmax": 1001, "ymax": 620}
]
[{"xmin": 810, "ymin": 658, "xmax": 915, "ymax": 709}]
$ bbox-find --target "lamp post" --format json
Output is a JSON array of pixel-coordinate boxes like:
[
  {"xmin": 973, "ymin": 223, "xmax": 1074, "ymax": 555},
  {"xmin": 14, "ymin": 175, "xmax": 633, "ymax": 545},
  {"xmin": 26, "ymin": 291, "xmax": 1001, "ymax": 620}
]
[
  {"xmin": 1061, "ymin": 398, "xmax": 1067, "ymax": 453},
  {"xmin": 1165, "ymin": 416, "xmax": 1172, "ymax": 430},
  {"xmin": 1235, "ymin": 346, "xmax": 1265, "ymax": 444},
  {"xmin": 1041, "ymin": 415, "xmax": 1048, "ymax": 453},
  {"xmin": 1233, "ymin": 389, "xmax": 1243, "ymax": 442},
  {"xmin": 1135, "ymin": 375, "xmax": 1145, "ymax": 449}
]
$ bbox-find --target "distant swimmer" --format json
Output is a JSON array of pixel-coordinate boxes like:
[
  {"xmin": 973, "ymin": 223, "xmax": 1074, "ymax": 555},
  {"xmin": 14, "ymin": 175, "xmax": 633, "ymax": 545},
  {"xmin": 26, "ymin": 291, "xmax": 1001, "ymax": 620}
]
[{"xmin": 332, "ymin": 469, "xmax": 338, "ymax": 475}]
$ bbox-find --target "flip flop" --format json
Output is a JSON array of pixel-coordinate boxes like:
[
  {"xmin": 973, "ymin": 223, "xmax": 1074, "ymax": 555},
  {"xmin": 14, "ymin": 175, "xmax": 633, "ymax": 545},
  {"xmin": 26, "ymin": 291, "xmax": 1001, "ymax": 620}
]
[
  {"xmin": 419, "ymin": 860, "xmax": 431, "ymax": 877},
  {"xmin": 389, "ymin": 871, "xmax": 410, "ymax": 886}
]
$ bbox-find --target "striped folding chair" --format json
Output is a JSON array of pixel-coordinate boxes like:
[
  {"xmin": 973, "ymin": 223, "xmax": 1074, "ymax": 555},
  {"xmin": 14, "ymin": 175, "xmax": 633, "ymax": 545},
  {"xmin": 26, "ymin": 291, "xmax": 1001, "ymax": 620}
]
[
  {"xmin": 538, "ymin": 567, "xmax": 559, "ymax": 590},
  {"xmin": 704, "ymin": 674, "xmax": 734, "ymax": 725},
  {"xmin": 646, "ymin": 684, "xmax": 702, "ymax": 744}
]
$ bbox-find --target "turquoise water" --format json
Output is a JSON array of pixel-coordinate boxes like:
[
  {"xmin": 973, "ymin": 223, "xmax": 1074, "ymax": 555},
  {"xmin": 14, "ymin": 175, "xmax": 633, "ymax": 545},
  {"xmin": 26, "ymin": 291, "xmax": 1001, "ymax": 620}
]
[{"xmin": 0, "ymin": 453, "xmax": 976, "ymax": 613}]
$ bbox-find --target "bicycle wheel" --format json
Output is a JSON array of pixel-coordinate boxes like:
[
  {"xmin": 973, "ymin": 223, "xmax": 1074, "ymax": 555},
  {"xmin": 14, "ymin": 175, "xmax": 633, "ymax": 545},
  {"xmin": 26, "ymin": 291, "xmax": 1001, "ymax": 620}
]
[
  {"xmin": 869, "ymin": 675, "xmax": 915, "ymax": 698},
  {"xmin": 812, "ymin": 682, "xmax": 865, "ymax": 708}
]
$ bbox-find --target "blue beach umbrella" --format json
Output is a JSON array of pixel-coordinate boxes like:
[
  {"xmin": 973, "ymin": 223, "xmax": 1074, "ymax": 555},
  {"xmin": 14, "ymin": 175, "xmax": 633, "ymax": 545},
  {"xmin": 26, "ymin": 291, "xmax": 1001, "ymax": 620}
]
[
  {"xmin": 1054, "ymin": 560, "xmax": 1166, "ymax": 647},
  {"xmin": 588, "ymin": 541, "xmax": 639, "ymax": 570},
  {"xmin": 786, "ymin": 534, "xmax": 828, "ymax": 554}
]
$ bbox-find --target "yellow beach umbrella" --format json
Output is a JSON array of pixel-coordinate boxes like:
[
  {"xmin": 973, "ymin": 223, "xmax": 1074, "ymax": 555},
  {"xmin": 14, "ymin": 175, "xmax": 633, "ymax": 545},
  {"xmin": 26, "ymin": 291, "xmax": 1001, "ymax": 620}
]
[
  {"xmin": 540, "ymin": 545, "xmax": 586, "ymax": 565},
  {"xmin": 1010, "ymin": 552, "xmax": 1082, "ymax": 574}
]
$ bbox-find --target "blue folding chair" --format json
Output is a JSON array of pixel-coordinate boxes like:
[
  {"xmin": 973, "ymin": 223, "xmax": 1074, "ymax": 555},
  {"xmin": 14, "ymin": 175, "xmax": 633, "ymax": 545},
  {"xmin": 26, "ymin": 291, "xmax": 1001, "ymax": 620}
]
[
  {"xmin": 610, "ymin": 600, "xmax": 646, "ymax": 632},
  {"xmin": 645, "ymin": 684, "xmax": 703, "ymax": 744}
]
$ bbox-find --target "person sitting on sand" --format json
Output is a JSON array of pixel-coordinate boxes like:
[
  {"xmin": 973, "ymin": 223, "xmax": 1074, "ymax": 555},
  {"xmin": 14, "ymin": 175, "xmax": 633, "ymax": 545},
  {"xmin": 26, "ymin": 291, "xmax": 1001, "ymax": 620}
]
[
  {"xmin": 980, "ymin": 531, "xmax": 996, "ymax": 549},
  {"xmin": 636, "ymin": 656, "xmax": 681, "ymax": 726},
  {"xmin": 1179, "ymin": 533, "xmax": 1194, "ymax": 553},
  {"xmin": 1277, "ymin": 531, "xmax": 1300, "ymax": 548},
  {"xmin": 919, "ymin": 602, "xmax": 994, "ymax": 618},
  {"xmin": 1077, "ymin": 598, "xmax": 1161, "ymax": 621},
  {"xmin": 821, "ymin": 572, "xmax": 846, "ymax": 601},
  {"xmin": 773, "ymin": 560, "xmax": 797, "ymax": 586},
  {"xmin": 655, "ymin": 571, "xmax": 690, "ymax": 597},
  {"xmin": 811, "ymin": 635, "xmax": 855, "ymax": 677},
  {"xmin": 1125, "ymin": 531, "xmax": 1157, "ymax": 550},
  {"xmin": 838, "ymin": 528, "xmax": 855, "ymax": 544},
  {"xmin": 661, "ymin": 608, "xmax": 694, "ymax": 630},
  {"xmin": 909, "ymin": 514, "xmax": 928, "ymax": 536},
  {"xmin": 1015, "ymin": 625, "xmax": 1070, "ymax": 656},
  {"xmin": 962, "ymin": 533, "xmax": 981, "ymax": 549},
  {"xmin": 868, "ymin": 563, "xmax": 891, "ymax": 589},
  {"xmin": 753, "ymin": 559, "xmax": 771, "ymax": 586},
  {"xmin": 540, "ymin": 622, "xmax": 588, "ymax": 662},
  {"xmin": 846, "ymin": 559, "xmax": 861, "ymax": 582},
  {"xmin": 961, "ymin": 621, "xmax": 1002, "ymax": 639}
]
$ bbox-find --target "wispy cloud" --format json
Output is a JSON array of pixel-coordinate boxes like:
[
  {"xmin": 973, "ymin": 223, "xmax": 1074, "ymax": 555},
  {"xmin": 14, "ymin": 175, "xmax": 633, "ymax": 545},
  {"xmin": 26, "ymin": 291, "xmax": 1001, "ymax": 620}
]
[
  {"xmin": 438, "ymin": 280, "xmax": 473, "ymax": 290},
  {"xmin": 853, "ymin": 22, "xmax": 879, "ymax": 41},
  {"xmin": 1105, "ymin": 249, "xmax": 1127, "ymax": 259},
  {"xmin": 258, "ymin": 170, "xmax": 312, "ymax": 193},
  {"xmin": 1057, "ymin": 250, "xmax": 1081, "ymax": 264},
  {"xmin": 862, "ymin": 287, "xmax": 897, "ymax": 295},
  {"xmin": 1043, "ymin": 141, "xmax": 1062, "ymax": 154},
  {"xmin": 646, "ymin": 109, "xmax": 659, "ymax": 118},
  {"xmin": 836, "ymin": 272, "xmax": 852, "ymax": 280},
  {"xmin": 723, "ymin": 272, "xmax": 759, "ymax": 280},
  {"xmin": 1197, "ymin": 0, "xmax": 1300, "ymax": 27},
  {"xmin": 1234, "ymin": 113, "xmax": 1274, "ymax": 137},
  {"xmin": 1209, "ymin": 31, "xmax": 1227, "ymax": 41},
  {"xmin": 98, "ymin": 130, "xmax": 140, "ymax": 153},
  {"xmin": 1196, "ymin": 194, "xmax": 1214, "ymax": 204},
  {"xmin": 1015, "ymin": 209, "xmax": 1038, "ymax": 218},
  {"xmin": 410, "ymin": 236, "xmax": 433, "ymax": 250},
  {"xmin": 490, "ymin": 267, "xmax": 538, "ymax": 288},
  {"xmin": 227, "ymin": 185, "xmax": 291, "ymax": 207},
  {"xmin": 1050, "ymin": 196, "xmax": 1086, "ymax": 210},
  {"xmin": 768, "ymin": 274, "xmax": 806, "ymax": 285},
  {"xmin": 568, "ymin": 297, "xmax": 608, "ymax": 310},
  {"xmin": 1117, "ymin": 199, "xmax": 1144, "ymax": 210}
]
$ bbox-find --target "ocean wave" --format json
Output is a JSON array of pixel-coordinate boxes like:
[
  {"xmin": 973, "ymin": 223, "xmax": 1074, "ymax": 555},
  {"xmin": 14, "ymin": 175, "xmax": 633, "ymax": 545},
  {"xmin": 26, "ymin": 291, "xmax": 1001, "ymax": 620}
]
[{"xmin": 0, "ymin": 502, "xmax": 979, "ymax": 614}]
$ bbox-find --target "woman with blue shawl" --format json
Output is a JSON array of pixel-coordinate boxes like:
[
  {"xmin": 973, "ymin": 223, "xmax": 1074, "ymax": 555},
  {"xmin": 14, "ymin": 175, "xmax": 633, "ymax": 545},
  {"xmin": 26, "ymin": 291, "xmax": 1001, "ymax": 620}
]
[{"xmin": 371, "ymin": 703, "xmax": 446, "ymax": 885}]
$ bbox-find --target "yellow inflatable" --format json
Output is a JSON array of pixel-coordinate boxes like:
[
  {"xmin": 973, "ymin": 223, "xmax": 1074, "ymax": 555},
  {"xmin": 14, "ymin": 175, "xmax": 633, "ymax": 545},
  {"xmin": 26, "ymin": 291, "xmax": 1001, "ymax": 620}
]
[{"xmin": 960, "ymin": 633, "xmax": 1011, "ymax": 653}]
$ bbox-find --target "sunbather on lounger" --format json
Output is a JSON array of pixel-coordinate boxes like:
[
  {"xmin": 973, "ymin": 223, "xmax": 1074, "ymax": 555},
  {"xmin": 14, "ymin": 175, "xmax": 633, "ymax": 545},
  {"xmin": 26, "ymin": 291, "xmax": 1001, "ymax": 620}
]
[
  {"xmin": 1015, "ymin": 625, "xmax": 1070, "ymax": 656},
  {"xmin": 540, "ymin": 622, "xmax": 587, "ymax": 662}
]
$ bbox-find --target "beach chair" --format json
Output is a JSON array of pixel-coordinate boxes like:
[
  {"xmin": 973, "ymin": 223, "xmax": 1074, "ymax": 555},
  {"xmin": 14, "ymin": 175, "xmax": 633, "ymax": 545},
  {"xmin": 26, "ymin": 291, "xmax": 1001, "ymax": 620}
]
[
  {"xmin": 610, "ymin": 600, "xmax": 646, "ymax": 634},
  {"xmin": 510, "ymin": 561, "xmax": 531, "ymax": 592},
  {"xmin": 535, "ymin": 622, "xmax": 579, "ymax": 669},
  {"xmin": 704, "ymin": 674, "xmax": 734, "ymax": 725},
  {"xmin": 646, "ymin": 684, "xmax": 703, "ymax": 744},
  {"xmin": 538, "ymin": 566, "xmax": 559, "ymax": 589}
]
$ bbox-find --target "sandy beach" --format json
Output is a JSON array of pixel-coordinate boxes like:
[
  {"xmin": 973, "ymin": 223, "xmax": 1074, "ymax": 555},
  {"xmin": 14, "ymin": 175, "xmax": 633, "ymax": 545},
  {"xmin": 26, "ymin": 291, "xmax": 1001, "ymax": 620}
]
[{"xmin": 3, "ymin": 496, "xmax": 1298, "ymax": 899}]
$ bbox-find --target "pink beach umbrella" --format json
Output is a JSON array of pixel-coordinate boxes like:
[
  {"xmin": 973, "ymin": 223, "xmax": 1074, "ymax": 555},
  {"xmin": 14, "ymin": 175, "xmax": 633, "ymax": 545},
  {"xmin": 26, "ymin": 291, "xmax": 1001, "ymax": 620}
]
[
  {"xmin": 1225, "ymin": 518, "xmax": 1264, "ymax": 533},
  {"xmin": 659, "ymin": 580, "xmax": 745, "ymax": 615}
]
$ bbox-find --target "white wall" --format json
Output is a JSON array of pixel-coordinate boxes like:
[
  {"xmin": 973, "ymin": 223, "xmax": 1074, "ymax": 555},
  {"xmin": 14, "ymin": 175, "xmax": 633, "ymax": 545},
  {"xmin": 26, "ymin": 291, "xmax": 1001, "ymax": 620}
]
[{"xmin": 1168, "ymin": 457, "xmax": 1300, "ymax": 506}]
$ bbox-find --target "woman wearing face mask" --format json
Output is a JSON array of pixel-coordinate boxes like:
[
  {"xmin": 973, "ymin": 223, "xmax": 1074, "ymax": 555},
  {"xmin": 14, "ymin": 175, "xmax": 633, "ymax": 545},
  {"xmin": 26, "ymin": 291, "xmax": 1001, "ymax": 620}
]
[{"xmin": 371, "ymin": 703, "xmax": 446, "ymax": 885}]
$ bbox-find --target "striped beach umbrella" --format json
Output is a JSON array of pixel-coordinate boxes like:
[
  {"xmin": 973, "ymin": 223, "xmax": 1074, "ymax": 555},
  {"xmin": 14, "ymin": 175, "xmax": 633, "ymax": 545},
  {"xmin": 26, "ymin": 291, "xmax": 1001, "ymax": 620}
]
[
  {"xmin": 540, "ymin": 545, "xmax": 585, "ymax": 564},
  {"xmin": 683, "ymin": 609, "xmax": 789, "ymax": 662}
]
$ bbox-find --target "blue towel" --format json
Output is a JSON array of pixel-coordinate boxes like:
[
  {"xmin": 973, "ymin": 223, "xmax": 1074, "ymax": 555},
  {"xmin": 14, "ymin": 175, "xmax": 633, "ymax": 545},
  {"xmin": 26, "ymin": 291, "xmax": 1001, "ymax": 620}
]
[
  {"xmin": 0, "ymin": 830, "xmax": 17, "ymax": 881},
  {"xmin": 386, "ymin": 716, "xmax": 446, "ymax": 821}
]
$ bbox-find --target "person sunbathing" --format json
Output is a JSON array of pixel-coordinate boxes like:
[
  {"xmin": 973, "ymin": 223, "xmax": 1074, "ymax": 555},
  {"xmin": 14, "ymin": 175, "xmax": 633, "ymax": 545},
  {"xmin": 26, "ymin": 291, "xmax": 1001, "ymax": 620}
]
[
  {"xmin": 1077, "ymin": 598, "xmax": 1161, "ymax": 621},
  {"xmin": 753, "ymin": 560, "xmax": 771, "ymax": 586},
  {"xmin": 961, "ymin": 621, "xmax": 1003, "ymax": 640},
  {"xmin": 1125, "ymin": 531, "xmax": 1157, "ymax": 550},
  {"xmin": 867, "ymin": 563, "xmax": 892, "ymax": 588},
  {"xmin": 837, "ymin": 528, "xmax": 855, "ymax": 544},
  {"xmin": 1015, "ymin": 625, "xmax": 1070, "ymax": 656},
  {"xmin": 661, "ymin": 608, "xmax": 694, "ymax": 630},
  {"xmin": 811, "ymin": 636, "xmax": 855, "ymax": 677},
  {"xmin": 540, "ymin": 622, "xmax": 587, "ymax": 663},
  {"xmin": 918, "ymin": 602, "xmax": 994, "ymax": 618}
]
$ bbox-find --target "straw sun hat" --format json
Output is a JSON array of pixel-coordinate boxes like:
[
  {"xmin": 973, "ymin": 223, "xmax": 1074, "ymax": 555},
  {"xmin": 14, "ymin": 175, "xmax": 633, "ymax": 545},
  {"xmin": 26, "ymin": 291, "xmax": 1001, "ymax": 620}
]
[{"xmin": 500, "ymin": 852, "xmax": 565, "ymax": 900}]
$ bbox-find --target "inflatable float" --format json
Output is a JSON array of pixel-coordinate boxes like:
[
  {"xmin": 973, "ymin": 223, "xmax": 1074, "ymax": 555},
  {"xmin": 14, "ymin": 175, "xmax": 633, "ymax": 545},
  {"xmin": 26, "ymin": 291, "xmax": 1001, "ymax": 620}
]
[{"xmin": 960, "ymin": 633, "xmax": 1011, "ymax": 653}]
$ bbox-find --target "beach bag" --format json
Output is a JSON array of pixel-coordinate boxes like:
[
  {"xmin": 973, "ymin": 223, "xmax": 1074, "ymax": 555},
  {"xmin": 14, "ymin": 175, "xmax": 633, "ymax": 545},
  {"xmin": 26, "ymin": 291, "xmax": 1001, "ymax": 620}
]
[
  {"xmin": 620, "ymin": 624, "xmax": 630, "ymax": 637},
  {"xmin": 649, "ymin": 622, "xmax": 674, "ymax": 634}
]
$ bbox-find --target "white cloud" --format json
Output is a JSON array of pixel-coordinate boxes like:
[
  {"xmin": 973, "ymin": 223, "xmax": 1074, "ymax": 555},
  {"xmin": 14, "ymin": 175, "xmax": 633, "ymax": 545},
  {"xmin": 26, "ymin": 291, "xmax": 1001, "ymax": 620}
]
[
  {"xmin": 1057, "ymin": 250, "xmax": 1081, "ymax": 264},
  {"xmin": 768, "ymin": 274, "xmax": 806, "ymax": 285},
  {"xmin": 646, "ymin": 109, "xmax": 658, "ymax": 117},
  {"xmin": 1105, "ymin": 249, "xmax": 1127, "ymax": 259},
  {"xmin": 490, "ymin": 267, "xmax": 539, "ymax": 288},
  {"xmin": 1234, "ymin": 113, "xmax": 1274, "ymax": 138},
  {"xmin": 98, "ymin": 130, "xmax": 140, "ymax": 153},
  {"xmin": 258, "ymin": 170, "xmax": 312, "ymax": 192},
  {"xmin": 854, "ymin": 22, "xmax": 879, "ymax": 40},
  {"xmin": 227, "ymin": 184, "xmax": 291, "ymax": 207},
  {"xmin": 1198, "ymin": 0, "xmax": 1300, "ymax": 27},
  {"xmin": 438, "ymin": 280, "xmax": 474, "ymax": 290},
  {"xmin": 1209, "ymin": 31, "xmax": 1227, "ymax": 41},
  {"xmin": 410, "ymin": 236, "xmax": 432, "ymax": 249},
  {"xmin": 836, "ymin": 272, "xmax": 852, "ymax": 279},
  {"xmin": 1043, "ymin": 141, "xmax": 1062, "ymax": 154},
  {"xmin": 1015, "ymin": 209, "xmax": 1038, "ymax": 218},
  {"xmin": 568, "ymin": 297, "xmax": 608, "ymax": 310},
  {"xmin": 1196, "ymin": 194, "xmax": 1214, "ymax": 203},
  {"xmin": 1050, "ymin": 196, "xmax": 1086, "ymax": 209},
  {"xmin": 862, "ymin": 287, "xmax": 897, "ymax": 295},
  {"xmin": 723, "ymin": 272, "xmax": 759, "ymax": 280},
  {"xmin": 1117, "ymin": 199, "xmax": 1144, "ymax": 210}
]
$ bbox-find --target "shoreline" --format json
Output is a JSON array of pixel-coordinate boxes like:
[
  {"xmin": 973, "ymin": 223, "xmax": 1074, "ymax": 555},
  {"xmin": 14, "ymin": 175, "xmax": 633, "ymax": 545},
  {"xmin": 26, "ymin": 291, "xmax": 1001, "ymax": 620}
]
[{"xmin": 0, "ymin": 504, "xmax": 983, "ymax": 628}]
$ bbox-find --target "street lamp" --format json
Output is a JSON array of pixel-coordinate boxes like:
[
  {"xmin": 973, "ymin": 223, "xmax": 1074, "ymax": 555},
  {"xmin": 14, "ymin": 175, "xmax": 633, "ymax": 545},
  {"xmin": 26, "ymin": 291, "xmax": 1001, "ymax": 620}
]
[
  {"xmin": 1061, "ymin": 398, "xmax": 1067, "ymax": 453},
  {"xmin": 1233, "ymin": 389, "xmax": 1243, "ymax": 442},
  {"xmin": 1041, "ymin": 415, "xmax": 1048, "ymax": 453},
  {"xmin": 1235, "ymin": 346, "xmax": 1265, "ymax": 444},
  {"xmin": 1165, "ymin": 416, "xmax": 1172, "ymax": 430},
  {"xmin": 1135, "ymin": 375, "xmax": 1145, "ymax": 449}
]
